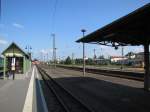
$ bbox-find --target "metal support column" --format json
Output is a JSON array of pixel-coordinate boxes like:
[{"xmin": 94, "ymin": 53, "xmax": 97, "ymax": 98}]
[
  {"xmin": 3, "ymin": 56, "xmax": 6, "ymax": 79},
  {"xmin": 144, "ymin": 44, "xmax": 150, "ymax": 91},
  {"xmin": 83, "ymin": 43, "xmax": 85, "ymax": 76}
]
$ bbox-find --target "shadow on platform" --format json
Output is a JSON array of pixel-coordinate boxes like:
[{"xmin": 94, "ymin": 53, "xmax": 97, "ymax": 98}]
[{"xmin": 40, "ymin": 76, "xmax": 150, "ymax": 112}]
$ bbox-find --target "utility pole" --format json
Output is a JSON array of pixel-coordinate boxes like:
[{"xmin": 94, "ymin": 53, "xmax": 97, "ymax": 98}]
[
  {"xmin": 72, "ymin": 53, "xmax": 74, "ymax": 66},
  {"xmin": 40, "ymin": 52, "xmax": 43, "ymax": 62},
  {"xmin": 81, "ymin": 29, "xmax": 86, "ymax": 77},
  {"xmin": 47, "ymin": 53, "xmax": 48, "ymax": 63},
  {"xmin": 121, "ymin": 46, "xmax": 124, "ymax": 70},
  {"xmin": 52, "ymin": 33, "xmax": 56, "ymax": 69},
  {"xmin": 93, "ymin": 49, "xmax": 96, "ymax": 65},
  {"xmin": 44, "ymin": 55, "xmax": 46, "ymax": 62},
  {"xmin": 93, "ymin": 49, "xmax": 96, "ymax": 58},
  {"xmin": 55, "ymin": 47, "xmax": 57, "ymax": 68}
]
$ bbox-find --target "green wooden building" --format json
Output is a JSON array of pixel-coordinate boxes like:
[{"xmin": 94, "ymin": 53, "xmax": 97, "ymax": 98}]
[
  {"xmin": 0, "ymin": 57, "xmax": 4, "ymax": 73},
  {"xmin": 2, "ymin": 42, "xmax": 31, "ymax": 78}
]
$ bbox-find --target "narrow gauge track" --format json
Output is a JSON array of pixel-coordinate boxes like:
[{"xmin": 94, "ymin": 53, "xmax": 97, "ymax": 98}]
[
  {"xmin": 57, "ymin": 65, "xmax": 144, "ymax": 81},
  {"xmin": 37, "ymin": 66, "xmax": 94, "ymax": 112}
]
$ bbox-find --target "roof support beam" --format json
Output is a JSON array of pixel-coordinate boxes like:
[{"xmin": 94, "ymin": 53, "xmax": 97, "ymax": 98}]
[{"xmin": 144, "ymin": 43, "xmax": 150, "ymax": 91}]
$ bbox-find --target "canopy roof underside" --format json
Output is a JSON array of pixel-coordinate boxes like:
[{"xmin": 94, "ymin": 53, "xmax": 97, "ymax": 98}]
[{"xmin": 76, "ymin": 3, "xmax": 150, "ymax": 46}]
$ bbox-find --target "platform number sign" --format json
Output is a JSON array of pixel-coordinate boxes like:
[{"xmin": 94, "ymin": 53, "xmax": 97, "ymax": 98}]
[{"xmin": 11, "ymin": 58, "xmax": 16, "ymax": 71}]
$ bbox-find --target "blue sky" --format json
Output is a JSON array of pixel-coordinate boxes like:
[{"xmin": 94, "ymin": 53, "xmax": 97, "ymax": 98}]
[{"xmin": 0, "ymin": 0, "xmax": 150, "ymax": 60}]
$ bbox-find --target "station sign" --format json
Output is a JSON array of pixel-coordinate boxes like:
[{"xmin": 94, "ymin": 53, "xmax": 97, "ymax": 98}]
[{"xmin": 11, "ymin": 58, "xmax": 16, "ymax": 71}]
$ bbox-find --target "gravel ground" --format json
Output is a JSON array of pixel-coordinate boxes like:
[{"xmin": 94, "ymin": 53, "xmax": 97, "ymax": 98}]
[{"xmin": 40, "ymin": 65, "xmax": 150, "ymax": 112}]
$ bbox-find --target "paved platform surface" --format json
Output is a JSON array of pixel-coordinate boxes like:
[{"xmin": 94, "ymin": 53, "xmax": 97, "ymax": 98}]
[
  {"xmin": 0, "ymin": 77, "xmax": 30, "ymax": 112},
  {"xmin": 42, "ymin": 66, "xmax": 150, "ymax": 112},
  {"xmin": 0, "ymin": 66, "xmax": 48, "ymax": 112}
]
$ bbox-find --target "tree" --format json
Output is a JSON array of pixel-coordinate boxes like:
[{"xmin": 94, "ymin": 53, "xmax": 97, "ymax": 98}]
[
  {"xmin": 98, "ymin": 55, "xmax": 104, "ymax": 59},
  {"xmin": 75, "ymin": 58, "xmax": 83, "ymax": 65},
  {"xmin": 125, "ymin": 52, "xmax": 135, "ymax": 59},
  {"xmin": 86, "ymin": 58, "xmax": 94, "ymax": 65},
  {"xmin": 65, "ymin": 56, "xmax": 72, "ymax": 64}
]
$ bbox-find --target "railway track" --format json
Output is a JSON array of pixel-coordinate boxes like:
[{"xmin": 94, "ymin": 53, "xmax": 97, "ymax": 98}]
[
  {"xmin": 57, "ymin": 65, "xmax": 144, "ymax": 81},
  {"xmin": 37, "ymin": 66, "xmax": 95, "ymax": 112}
]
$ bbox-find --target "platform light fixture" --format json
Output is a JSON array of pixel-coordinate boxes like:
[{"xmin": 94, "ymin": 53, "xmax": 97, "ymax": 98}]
[{"xmin": 25, "ymin": 45, "xmax": 32, "ymax": 53}]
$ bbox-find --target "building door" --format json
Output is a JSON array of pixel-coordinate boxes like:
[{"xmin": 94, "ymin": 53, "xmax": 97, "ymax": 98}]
[
  {"xmin": 15, "ymin": 57, "xmax": 23, "ymax": 74},
  {"xmin": 6, "ymin": 57, "xmax": 23, "ymax": 74}
]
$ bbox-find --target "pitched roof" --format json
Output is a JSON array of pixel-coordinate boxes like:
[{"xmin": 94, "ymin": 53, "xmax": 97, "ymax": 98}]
[{"xmin": 2, "ymin": 42, "xmax": 28, "ymax": 56}]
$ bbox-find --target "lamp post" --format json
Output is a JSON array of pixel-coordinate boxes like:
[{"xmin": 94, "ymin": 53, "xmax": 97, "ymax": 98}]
[
  {"xmin": 25, "ymin": 45, "xmax": 32, "ymax": 72},
  {"xmin": 25, "ymin": 45, "xmax": 32, "ymax": 53},
  {"xmin": 121, "ymin": 46, "xmax": 124, "ymax": 70},
  {"xmin": 25, "ymin": 45, "xmax": 32, "ymax": 61},
  {"xmin": 81, "ymin": 29, "xmax": 86, "ymax": 77}
]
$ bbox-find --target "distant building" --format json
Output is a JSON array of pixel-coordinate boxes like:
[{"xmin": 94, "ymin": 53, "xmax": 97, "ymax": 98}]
[
  {"xmin": 135, "ymin": 52, "xmax": 144, "ymax": 60},
  {"xmin": 123, "ymin": 52, "xmax": 150, "ymax": 67},
  {"xmin": 131, "ymin": 52, "xmax": 146, "ymax": 67},
  {"xmin": 94, "ymin": 58, "xmax": 110, "ymax": 65},
  {"xmin": 125, "ymin": 52, "xmax": 136, "ymax": 59},
  {"xmin": 110, "ymin": 56, "xmax": 127, "ymax": 63}
]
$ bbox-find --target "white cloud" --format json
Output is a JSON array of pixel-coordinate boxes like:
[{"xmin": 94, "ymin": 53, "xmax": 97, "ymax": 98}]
[
  {"xmin": 133, "ymin": 47, "xmax": 143, "ymax": 53},
  {"xmin": 40, "ymin": 49, "xmax": 53, "ymax": 54},
  {"xmin": 12, "ymin": 23, "xmax": 24, "ymax": 29},
  {"xmin": 0, "ymin": 39, "xmax": 8, "ymax": 45},
  {"xmin": 0, "ymin": 33, "xmax": 8, "ymax": 45}
]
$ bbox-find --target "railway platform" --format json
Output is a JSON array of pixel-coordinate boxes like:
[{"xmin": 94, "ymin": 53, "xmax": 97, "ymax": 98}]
[{"xmin": 0, "ymin": 65, "xmax": 48, "ymax": 112}]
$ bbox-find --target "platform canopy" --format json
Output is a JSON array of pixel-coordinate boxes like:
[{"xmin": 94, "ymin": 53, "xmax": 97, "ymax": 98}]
[
  {"xmin": 76, "ymin": 3, "xmax": 150, "ymax": 91},
  {"xmin": 76, "ymin": 3, "xmax": 150, "ymax": 47}
]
